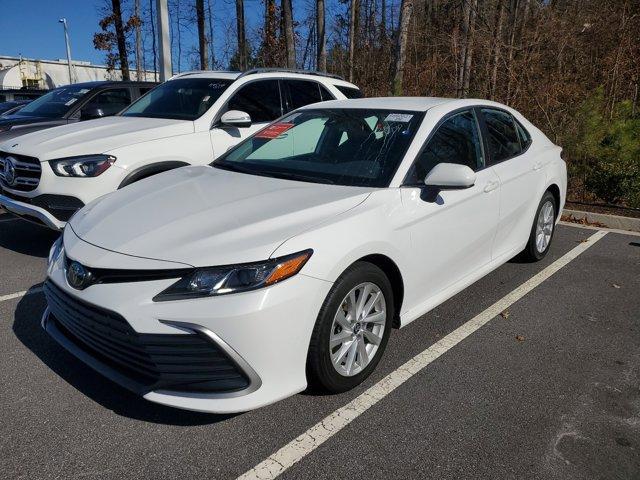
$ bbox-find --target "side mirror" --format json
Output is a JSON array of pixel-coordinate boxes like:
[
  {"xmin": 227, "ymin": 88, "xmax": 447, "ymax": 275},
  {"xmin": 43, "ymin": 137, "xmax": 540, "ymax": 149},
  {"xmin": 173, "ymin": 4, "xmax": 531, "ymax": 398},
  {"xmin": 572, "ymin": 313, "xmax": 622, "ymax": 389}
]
[
  {"xmin": 80, "ymin": 107, "xmax": 105, "ymax": 121},
  {"xmin": 424, "ymin": 163, "xmax": 476, "ymax": 189},
  {"xmin": 220, "ymin": 110, "xmax": 251, "ymax": 128}
]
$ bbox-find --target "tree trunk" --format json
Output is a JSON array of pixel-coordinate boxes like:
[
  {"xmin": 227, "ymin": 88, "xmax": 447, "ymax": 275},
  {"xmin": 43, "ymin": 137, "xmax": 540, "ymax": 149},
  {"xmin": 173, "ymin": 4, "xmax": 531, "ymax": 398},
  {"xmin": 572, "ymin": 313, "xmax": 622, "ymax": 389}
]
[
  {"xmin": 461, "ymin": 0, "xmax": 477, "ymax": 97},
  {"xmin": 264, "ymin": 0, "xmax": 278, "ymax": 66},
  {"xmin": 111, "ymin": 0, "xmax": 130, "ymax": 80},
  {"xmin": 316, "ymin": 0, "xmax": 326, "ymax": 71},
  {"xmin": 380, "ymin": 0, "xmax": 386, "ymax": 41},
  {"xmin": 235, "ymin": 0, "xmax": 247, "ymax": 70},
  {"xmin": 149, "ymin": 0, "xmax": 157, "ymax": 81},
  {"xmin": 207, "ymin": 0, "xmax": 215, "ymax": 67},
  {"xmin": 282, "ymin": 0, "xmax": 295, "ymax": 68},
  {"xmin": 134, "ymin": 0, "xmax": 142, "ymax": 80},
  {"xmin": 490, "ymin": 0, "xmax": 506, "ymax": 100},
  {"xmin": 196, "ymin": 0, "xmax": 208, "ymax": 69},
  {"xmin": 392, "ymin": 0, "xmax": 414, "ymax": 95},
  {"xmin": 456, "ymin": 0, "xmax": 471, "ymax": 97},
  {"xmin": 348, "ymin": 0, "xmax": 359, "ymax": 82}
]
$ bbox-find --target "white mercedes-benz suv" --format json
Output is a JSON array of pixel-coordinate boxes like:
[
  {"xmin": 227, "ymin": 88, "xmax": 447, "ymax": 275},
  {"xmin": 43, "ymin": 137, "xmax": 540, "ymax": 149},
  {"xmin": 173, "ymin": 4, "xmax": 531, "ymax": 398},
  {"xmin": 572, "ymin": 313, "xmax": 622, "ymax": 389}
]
[
  {"xmin": 44, "ymin": 97, "xmax": 566, "ymax": 413},
  {"xmin": 0, "ymin": 69, "xmax": 360, "ymax": 230}
]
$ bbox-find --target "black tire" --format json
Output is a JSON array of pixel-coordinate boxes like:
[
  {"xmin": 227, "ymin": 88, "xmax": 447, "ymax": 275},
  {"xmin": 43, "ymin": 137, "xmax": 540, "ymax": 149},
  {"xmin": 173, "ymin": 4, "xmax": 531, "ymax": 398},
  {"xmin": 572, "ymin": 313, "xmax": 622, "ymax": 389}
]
[
  {"xmin": 307, "ymin": 262, "xmax": 394, "ymax": 393},
  {"xmin": 521, "ymin": 191, "xmax": 557, "ymax": 262}
]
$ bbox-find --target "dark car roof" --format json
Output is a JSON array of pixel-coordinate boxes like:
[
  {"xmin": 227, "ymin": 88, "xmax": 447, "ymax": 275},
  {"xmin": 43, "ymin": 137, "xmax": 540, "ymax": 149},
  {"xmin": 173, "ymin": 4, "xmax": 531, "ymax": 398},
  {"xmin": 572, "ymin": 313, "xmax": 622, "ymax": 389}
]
[{"xmin": 59, "ymin": 80, "xmax": 157, "ymax": 89}]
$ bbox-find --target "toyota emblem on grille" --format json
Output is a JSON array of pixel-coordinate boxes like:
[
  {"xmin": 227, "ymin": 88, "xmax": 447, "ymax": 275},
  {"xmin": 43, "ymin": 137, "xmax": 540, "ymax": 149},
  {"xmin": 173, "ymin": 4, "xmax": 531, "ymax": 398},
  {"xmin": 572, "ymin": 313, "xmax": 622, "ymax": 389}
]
[
  {"xmin": 66, "ymin": 261, "xmax": 93, "ymax": 290},
  {"xmin": 3, "ymin": 156, "xmax": 16, "ymax": 186}
]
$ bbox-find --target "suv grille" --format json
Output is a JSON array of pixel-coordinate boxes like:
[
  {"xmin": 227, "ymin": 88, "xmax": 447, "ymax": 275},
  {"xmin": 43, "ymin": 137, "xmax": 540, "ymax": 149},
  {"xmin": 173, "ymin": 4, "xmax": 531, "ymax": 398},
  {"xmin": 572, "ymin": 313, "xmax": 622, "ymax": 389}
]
[
  {"xmin": 44, "ymin": 281, "xmax": 250, "ymax": 394},
  {"xmin": 0, "ymin": 151, "xmax": 41, "ymax": 191}
]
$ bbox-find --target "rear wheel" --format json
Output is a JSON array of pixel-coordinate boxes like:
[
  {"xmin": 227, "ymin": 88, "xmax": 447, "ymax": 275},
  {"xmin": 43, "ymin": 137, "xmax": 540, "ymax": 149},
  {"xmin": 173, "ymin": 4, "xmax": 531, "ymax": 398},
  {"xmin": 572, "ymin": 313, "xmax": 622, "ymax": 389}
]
[
  {"xmin": 521, "ymin": 191, "xmax": 557, "ymax": 262},
  {"xmin": 307, "ymin": 262, "xmax": 393, "ymax": 393}
]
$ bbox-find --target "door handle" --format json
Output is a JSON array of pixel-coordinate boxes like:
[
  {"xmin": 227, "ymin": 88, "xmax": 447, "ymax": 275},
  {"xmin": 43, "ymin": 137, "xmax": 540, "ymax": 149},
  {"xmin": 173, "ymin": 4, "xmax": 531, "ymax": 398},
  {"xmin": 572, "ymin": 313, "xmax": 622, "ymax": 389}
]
[
  {"xmin": 484, "ymin": 180, "xmax": 499, "ymax": 193},
  {"xmin": 533, "ymin": 162, "xmax": 543, "ymax": 171}
]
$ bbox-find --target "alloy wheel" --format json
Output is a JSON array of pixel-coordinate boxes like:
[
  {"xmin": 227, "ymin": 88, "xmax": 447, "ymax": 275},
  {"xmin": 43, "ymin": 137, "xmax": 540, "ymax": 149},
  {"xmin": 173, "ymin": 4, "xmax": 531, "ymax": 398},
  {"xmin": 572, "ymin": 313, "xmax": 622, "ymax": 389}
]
[
  {"xmin": 329, "ymin": 282, "xmax": 387, "ymax": 377},
  {"xmin": 535, "ymin": 200, "xmax": 555, "ymax": 253}
]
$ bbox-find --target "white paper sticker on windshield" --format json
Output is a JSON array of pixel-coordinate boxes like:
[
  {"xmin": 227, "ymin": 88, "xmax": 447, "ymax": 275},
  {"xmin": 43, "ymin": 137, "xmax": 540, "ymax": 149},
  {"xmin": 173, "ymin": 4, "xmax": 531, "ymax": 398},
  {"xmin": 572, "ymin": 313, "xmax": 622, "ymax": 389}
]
[
  {"xmin": 64, "ymin": 98, "xmax": 78, "ymax": 106},
  {"xmin": 385, "ymin": 113, "xmax": 414, "ymax": 123}
]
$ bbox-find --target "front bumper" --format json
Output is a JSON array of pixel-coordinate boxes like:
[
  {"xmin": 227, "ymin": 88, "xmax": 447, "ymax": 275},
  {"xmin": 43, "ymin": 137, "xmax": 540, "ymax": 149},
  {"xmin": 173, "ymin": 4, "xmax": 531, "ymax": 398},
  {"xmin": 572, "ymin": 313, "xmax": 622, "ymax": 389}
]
[
  {"xmin": 0, "ymin": 193, "xmax": 67, "ymax": 230},
  {"xmin": 44, "ymin": 243, "xmax": 332, "ymax": 413}
]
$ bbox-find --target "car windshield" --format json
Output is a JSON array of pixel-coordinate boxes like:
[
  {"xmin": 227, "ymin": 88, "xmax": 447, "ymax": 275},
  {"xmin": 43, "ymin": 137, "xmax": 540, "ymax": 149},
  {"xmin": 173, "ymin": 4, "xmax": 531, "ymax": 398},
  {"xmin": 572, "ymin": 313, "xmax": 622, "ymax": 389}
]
[
  {"xmin": 122, "ymin": 78, "xmax": 232, "ymax": 120},
  {"xmin": 213, "ymin": 108, "xmax": 423, "ymax": 187},
  {"xmin": 14, "ymin": 85, "xmax": 92, "ymax": 118}
]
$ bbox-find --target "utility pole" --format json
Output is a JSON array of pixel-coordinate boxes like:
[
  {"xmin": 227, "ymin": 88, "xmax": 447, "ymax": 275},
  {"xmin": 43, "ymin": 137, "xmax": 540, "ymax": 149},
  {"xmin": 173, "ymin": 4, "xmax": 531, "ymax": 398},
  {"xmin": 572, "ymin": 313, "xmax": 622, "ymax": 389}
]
[
  {"xmin": 58, "ymin": 18, "xmax": 73, "ymax": 84},
  {"xmin": 156, "ymin": 0, "xmax": 172, "ymax": 80}
]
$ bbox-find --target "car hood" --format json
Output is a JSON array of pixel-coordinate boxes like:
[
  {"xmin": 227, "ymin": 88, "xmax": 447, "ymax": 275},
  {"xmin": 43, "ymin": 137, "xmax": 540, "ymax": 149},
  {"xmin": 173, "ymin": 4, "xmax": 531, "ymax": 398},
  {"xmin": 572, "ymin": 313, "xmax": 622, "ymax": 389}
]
[
  {"xmin": 0, "ymin": 116, "xmax": 193, "ymax": 161},
  {"xmin": 0, "ymin": 114, "xmax": 53, "ymax": 127},
  {"xmin": 69, "ymin": 166, "xmax": 373, "ymax": 267}
]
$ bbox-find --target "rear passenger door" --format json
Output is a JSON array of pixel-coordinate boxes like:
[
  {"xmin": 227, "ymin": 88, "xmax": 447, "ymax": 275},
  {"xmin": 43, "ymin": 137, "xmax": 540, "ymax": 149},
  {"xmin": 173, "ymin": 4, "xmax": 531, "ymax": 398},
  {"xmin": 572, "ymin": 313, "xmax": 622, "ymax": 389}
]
[
  {"xmin": 209, "ymin": 79, "xmax": 284, "ymax": 158},
  {"xmin": 479, "ymin": 107, "xmax": 544, "ymax": 258}
]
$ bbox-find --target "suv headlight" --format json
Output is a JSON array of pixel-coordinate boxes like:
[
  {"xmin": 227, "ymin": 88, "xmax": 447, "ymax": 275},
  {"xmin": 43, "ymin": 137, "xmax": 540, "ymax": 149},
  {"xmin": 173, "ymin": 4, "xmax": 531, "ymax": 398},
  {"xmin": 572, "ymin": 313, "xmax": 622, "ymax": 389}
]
[
  {"xmin": 50, "ymin": 155, "xmax": 116, "ymax": 177},
  {"xmin": 153, "ymin": 250, "xmax": 312, "ymax": 301}
]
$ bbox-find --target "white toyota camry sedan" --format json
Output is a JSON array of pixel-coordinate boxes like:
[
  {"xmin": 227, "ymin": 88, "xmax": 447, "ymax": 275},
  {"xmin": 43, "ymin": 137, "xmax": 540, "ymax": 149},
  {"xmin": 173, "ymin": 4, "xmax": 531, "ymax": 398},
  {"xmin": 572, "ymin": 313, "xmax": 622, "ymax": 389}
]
[{"xmin": 44, "ymin": 97, "xmax": 567, "ymax": 413}]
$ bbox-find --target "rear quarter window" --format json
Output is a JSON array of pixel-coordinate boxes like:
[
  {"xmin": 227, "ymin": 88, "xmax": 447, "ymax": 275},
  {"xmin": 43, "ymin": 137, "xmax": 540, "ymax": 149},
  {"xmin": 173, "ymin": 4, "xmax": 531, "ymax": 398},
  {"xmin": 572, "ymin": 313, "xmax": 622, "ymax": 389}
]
[{"xmin": 335, "ymin": 86, "xmax": 363, "ymax": 99}]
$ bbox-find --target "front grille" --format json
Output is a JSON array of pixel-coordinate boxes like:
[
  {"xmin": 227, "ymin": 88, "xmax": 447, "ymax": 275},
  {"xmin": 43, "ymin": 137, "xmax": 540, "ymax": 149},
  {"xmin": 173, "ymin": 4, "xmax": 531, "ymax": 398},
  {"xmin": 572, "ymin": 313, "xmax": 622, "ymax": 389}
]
[
  {"xmin": 0, "ymin": 151, "xmax": 41, "ymax": 191},
  {"xmin": 44, "ymin": 280, "xmax": 250, "ymax": 394}
]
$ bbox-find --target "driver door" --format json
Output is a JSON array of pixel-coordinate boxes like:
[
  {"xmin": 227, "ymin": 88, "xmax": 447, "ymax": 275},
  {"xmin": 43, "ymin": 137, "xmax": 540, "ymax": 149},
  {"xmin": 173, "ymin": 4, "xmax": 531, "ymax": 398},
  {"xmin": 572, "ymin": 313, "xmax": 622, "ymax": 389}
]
[
  {"xmin": 400, "ymin": 109, "xmax": 500, "ymax": 308},
  {"xmin": 210, "ymin": 80, "xmax": 283, "ymax": 159}
]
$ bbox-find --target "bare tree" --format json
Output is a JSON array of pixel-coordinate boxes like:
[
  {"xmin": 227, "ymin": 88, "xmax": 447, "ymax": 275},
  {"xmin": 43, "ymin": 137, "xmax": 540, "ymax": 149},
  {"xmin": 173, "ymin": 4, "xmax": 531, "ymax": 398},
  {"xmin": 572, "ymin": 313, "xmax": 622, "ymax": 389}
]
[
  {"xmin": 489, "ymin": 0, "xmax": 506, "ymax": 99},
  {"xmin": 281, "ymin": 0, "xmax": 295, "ymax": 68},
  {"xmin": 134, "ymin": 0, "xmax": 143, "ymax": 79},
  {"xmin": 235, "ymin": 0, "xmax": 247, "ymax": 70},
  {"xmin": 112, "ymin": 0, "xmax": 130, "ymax": 80},
  {"xmin": 149, "ymin": 0, "xmax": 157, "ymax": 81},
  {"xmin": 348, "ymin": 0, "xmax": 359, "ymax": 82},
  {"xmin": 196, "ymin": 0, "xmax": 209, "ymax": 69},
  {"xmin": 392, "ymin": 0, "xmax": 414, "ymax": 94},
  {"xmin": 316, "ymin": 0, "xmax": 326, "ymax": 71}
]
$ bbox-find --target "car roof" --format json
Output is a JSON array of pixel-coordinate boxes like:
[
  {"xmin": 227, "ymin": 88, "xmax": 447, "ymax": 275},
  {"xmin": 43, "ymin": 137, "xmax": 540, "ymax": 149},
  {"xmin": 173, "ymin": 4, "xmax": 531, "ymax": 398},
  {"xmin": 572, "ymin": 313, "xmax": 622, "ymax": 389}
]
[
  {"xmin": 55, "ymin": 80, "xmax": 157, "ymax": 89},
  {"xmin": 298, "ymin": 97, "xmax": 459, "ymax": 112},
  {"xmin": 167, "ymin": 70, "xmax": 359, "ymax": 89}
]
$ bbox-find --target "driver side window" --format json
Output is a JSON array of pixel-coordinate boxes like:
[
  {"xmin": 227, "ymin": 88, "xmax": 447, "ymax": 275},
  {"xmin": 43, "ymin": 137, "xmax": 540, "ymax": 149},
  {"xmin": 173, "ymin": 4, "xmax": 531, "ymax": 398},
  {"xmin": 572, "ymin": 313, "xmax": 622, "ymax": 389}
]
[{"xmin": 405, "ymin": 110, "xmax": 483, "ymax": 184}]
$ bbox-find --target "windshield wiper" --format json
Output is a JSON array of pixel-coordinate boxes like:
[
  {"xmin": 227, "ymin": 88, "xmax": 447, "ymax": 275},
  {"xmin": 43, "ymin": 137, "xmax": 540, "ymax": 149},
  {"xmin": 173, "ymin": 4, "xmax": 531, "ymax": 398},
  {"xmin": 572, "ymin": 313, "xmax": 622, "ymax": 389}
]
[{"xmin": 267, "ymin": 171, "xmax": 336, "ymax": 185}]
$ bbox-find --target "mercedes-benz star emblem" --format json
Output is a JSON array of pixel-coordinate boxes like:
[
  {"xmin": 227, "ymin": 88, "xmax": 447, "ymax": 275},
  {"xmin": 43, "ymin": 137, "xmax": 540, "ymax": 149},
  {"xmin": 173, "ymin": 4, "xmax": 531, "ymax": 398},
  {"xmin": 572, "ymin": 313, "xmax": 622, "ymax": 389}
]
[
  {"xmin": 3, "ymin": 157, "xmax": 16, "ymax": 186},
  {"xmin": 66, "ymin": 261, "xmax": 92, "ymax": 290}
]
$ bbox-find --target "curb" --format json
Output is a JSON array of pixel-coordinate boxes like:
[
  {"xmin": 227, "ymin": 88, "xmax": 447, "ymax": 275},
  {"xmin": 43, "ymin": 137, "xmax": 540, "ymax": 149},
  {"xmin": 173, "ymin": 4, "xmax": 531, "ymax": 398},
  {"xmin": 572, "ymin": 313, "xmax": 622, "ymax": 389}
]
[{"xmin": 562, "ymin": 208, "xmax": 640, "ymax": 233}]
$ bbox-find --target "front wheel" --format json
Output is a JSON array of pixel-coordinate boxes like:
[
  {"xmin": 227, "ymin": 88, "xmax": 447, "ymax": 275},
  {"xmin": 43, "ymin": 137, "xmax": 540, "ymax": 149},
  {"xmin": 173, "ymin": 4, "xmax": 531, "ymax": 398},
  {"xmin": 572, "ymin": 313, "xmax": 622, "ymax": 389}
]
[
  {"xmin": 521, "ymin": 191, "xmax": 557, "ymax": 262},
  {"xmin": 307, "ymin": 262, "xmax": 394, "ymax": 393}
]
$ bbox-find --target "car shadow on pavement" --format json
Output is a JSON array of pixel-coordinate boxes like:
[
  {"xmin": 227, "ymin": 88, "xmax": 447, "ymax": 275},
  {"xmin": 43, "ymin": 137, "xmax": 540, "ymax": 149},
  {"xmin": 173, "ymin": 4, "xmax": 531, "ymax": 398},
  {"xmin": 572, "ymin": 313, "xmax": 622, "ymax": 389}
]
[
  {"xmin": 0, "ymin": 215, "xmax": 59, "ymax": 258},
  {"xmin": 12, "ymin": 289, "xmax": 236, "ymax": 426}
]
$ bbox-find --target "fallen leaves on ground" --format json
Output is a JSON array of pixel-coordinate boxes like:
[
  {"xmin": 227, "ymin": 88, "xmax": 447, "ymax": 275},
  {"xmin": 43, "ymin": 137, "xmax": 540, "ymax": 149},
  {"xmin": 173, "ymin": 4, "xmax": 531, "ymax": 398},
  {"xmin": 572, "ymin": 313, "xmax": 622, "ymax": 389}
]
[
  {"xmin": 500, "ymin": 310, "xmax": 510, "ymax": 319},
  {"xmin": 515, "ymin": 335, "xmax": 525, "ymax": 342}
]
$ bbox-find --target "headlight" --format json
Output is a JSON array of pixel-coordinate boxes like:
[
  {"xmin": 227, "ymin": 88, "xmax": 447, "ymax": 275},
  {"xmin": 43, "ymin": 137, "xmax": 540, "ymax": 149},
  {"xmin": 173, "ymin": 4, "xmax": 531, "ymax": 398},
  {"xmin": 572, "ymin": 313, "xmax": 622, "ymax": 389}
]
[
  {"xmin": 153, "ymin": 249, "xmax": 312, "ymax": 301},
  {"xmin": 47, "ymin": 236, "xmax": 64, "ymax": 269},
  {"xmin": 49, "ymin": 155, "xmax": 116, "ymax": 177}
]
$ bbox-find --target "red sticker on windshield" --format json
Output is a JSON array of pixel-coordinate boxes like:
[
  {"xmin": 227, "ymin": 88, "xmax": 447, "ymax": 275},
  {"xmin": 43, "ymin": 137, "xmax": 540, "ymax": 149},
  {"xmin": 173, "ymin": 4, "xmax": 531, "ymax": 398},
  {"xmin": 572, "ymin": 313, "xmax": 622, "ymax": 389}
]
[{"xmin": 255, "ymin": 122, "xmax": 294, "ymax": 139}]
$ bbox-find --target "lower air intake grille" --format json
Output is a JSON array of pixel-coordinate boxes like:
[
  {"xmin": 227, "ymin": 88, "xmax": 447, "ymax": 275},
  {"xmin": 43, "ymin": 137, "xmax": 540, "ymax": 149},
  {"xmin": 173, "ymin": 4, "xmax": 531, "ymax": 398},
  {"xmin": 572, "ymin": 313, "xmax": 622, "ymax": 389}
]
[{"xmin": 44, "ymin": 280, "xmax": 250, "ymax": 394}]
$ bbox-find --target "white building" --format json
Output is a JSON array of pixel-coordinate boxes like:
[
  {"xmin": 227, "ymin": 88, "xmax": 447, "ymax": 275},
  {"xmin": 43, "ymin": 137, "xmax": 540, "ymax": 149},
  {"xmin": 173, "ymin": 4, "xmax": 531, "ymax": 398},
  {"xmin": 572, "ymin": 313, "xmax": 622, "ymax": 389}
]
[{"xmin": 0, "ymin": 55, "xmax": 156, "ymax": 90}]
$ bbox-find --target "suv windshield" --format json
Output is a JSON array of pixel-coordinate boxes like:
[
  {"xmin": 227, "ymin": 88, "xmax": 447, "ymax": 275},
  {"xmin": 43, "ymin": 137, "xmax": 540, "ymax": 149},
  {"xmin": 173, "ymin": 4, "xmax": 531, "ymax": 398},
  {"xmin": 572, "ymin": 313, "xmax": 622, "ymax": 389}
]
[
  {"xmin": 14, "ymin": 85, "xmax": 93, "ymax": 118},
  {"xmin": 214, "ymin": 108, "xmax": 423, "ymax": 187},
  {"xmin": 122, "ymin": 78, "xmax": 232, "ymax": 120}
]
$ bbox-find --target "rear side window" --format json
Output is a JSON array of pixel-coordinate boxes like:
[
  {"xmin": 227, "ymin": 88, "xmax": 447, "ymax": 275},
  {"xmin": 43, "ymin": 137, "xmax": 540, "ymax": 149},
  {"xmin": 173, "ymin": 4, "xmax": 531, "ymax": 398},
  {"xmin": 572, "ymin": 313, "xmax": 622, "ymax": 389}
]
[
  {"xmin": 481, "ymin": 108, "xmax": 522, "ymax": 163},
  {"xmin": 515, "ymin": 119, "xmax": 532, "ymax": 150},
  {"xmin": 405, "ymin": 110, "xmax": 483, "ymax": 184},
  {"xmin": 86, "ymin": 88, "xmax": 132, "ymax": 116},
  {"xmin": 335, "ymin": 85, "xmax": 363, "ymax": 99},
  {"xmin": 228, "ymin": 80, "xmax": 282, "ymax": 123},
  {"xmin": 286, "ymin": 80, "xmax": 323, "ymax": 110}
]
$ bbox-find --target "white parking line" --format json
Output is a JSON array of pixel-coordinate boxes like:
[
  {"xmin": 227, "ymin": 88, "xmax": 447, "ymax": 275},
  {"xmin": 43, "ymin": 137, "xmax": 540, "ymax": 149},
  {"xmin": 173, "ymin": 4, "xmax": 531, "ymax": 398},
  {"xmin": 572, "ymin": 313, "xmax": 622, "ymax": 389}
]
[
  {"xmin": 0, "ymin": 287, "xmax": 43, "ymax": 303},
  {"xmin": 238, "ymin": 230, "xmax": 608, "ymax": 480}
]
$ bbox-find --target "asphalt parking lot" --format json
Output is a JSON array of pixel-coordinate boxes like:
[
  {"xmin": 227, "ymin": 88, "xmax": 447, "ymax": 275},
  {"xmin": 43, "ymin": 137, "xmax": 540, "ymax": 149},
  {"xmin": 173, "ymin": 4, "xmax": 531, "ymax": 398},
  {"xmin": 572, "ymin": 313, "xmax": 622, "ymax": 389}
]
[{"xmin": 1, "ymin": 209, "xmax": 639, "ymax": 480}]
